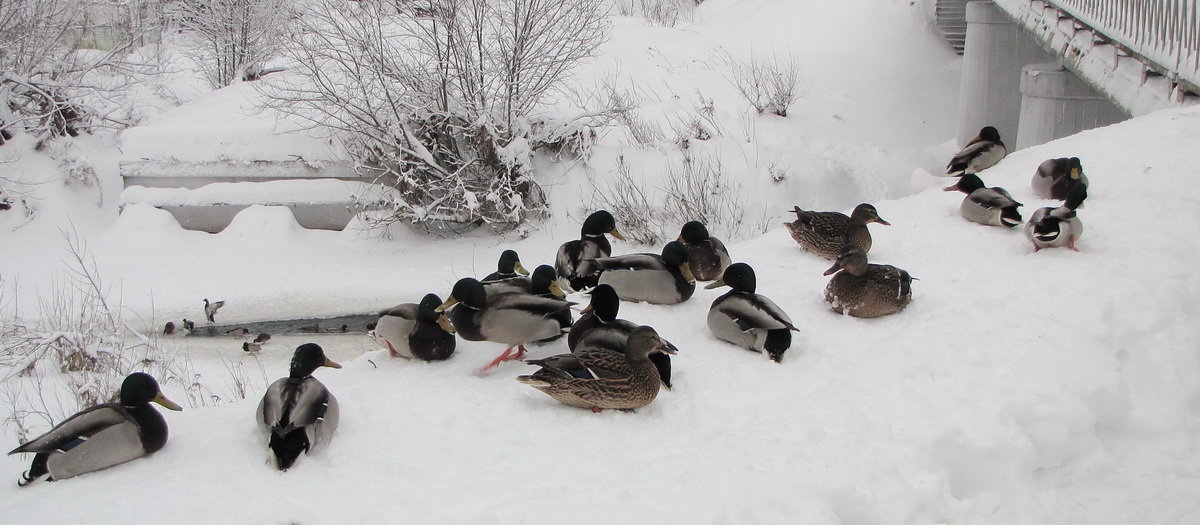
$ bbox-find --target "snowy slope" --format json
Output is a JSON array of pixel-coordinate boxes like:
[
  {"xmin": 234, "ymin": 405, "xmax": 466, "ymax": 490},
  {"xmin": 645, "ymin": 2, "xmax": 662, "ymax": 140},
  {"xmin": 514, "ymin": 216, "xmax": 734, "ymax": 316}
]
[{"xmin": 4, "ymin": 104, "xmax": 1200, "ymax": 523}]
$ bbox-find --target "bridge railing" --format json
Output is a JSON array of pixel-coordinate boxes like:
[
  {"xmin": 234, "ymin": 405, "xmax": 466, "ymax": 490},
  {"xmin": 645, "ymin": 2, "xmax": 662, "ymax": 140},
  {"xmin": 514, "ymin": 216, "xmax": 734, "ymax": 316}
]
[{"xmin": 1044, "ymin": 0, "xmax": 1200, "ymax": 92}]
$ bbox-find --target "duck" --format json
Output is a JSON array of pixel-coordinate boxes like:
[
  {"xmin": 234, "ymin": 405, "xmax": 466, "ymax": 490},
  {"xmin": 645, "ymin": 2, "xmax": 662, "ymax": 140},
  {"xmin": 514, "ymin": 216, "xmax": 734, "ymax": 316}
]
[
  {"xmin": 784, "ymin": 203, "xmax": 890, "ymax": 259},
  {"xmin": 163, "ymin": 321, "xmax": 175, "ymax": 335},
  {"xmin": 9, "ymin": 372, "xmax": 182, "ymax": 485},
  {"xmin": 437, "ymin": 278, "xmax": 574, "ymax": 371},
  {"xmin": 946, "ymin": 126, "xmax": 1007, "ymax": 176},
  {"xmin": 944, "ymin": 173, "xmax": 1023, "ymax": 227},
  {"xmin": 374, "ymin": 293, "xmax": 457, "ymax": 360},
  {"xmin": 1032, "ymin": 157, "xmax": 1088, "ymax": 200},
  {"xmin": 482, "ymin": 264, "xmax": 566, "ymax": 298},
  {"xmin": 577, "ymin": 241, "xmax": 696, "ymax": 304},
  {"xmin": 706, "ymin": 263, "xmax": 798, "ymax": 363},
  {"xmin": 677, "ymin": 221, "xmax": 731, "ymax": 281},
  {"xmin": 567, "ymin": 284, "xmax": 675, "ymax": 388},
  {"xmin": 243, "ymin": 341, "xmax": 262, "ymax": 353},
  {"xmin": 822, "ymin": 246, "xmax": 913, "ymax": 318},
  {"xmin": 517, "ymin": 326, "xmax": 674, "ymax": 412},
  {"xmin": 481, "ymin": 249, "xmax": 529, "ymax": 282},
  {"xmin": 253, "ymin": 333, "xmax": 271, "ymax": 344},
  {"xmin": 257, "ymin": 343, "xmax": 341, "ymax": 471},
  {"xmin": 1026, "ymin": 184, "xmax": 1087, "ymax": 252},
  {"xmin": 203, "ymin": 298, "xmax": 225, "ymax": 323},
  {"xmin": 555, "ymin": 210, "xmax": 625, "ymax": 292}
]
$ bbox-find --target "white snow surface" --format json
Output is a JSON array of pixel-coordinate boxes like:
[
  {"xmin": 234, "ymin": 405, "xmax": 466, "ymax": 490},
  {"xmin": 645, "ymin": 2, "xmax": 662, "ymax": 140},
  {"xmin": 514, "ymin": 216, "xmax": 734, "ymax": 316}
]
[
  {"xmin": 3, "ymin": 0, "xmax": 1200, "ymax": 523},
  {"xmin": 121, "ymin": 179, "xmax": 386, "ymax": 206}
]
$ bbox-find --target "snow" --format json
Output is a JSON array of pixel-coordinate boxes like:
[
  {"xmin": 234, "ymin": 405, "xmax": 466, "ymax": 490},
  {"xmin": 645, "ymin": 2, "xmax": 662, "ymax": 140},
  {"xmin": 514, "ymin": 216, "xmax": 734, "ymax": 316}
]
[
  {"xmin": 120, "ymin": 179, "xmax": 389, "ymax": 206},
  {"xmin": 3, "ymin": 0, "xmax": 1200, "ymax": 522}
]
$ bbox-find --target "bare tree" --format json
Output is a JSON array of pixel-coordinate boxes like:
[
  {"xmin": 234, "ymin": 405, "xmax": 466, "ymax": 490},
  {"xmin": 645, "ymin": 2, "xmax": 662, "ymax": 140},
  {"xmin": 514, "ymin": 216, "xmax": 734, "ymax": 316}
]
[
  {"xmin": 270, "ymin": 0, "xmax": 609, "ymax": 235},
  {"xmin": 175, "ymin": 0, "xmax": 293, "ymax": 88}
]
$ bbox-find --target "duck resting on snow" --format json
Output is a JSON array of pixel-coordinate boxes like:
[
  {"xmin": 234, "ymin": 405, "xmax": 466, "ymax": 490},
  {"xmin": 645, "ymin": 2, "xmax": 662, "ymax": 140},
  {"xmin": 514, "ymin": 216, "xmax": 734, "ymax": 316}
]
[
  {"xmin": 257, "ymin": 343, "xmax": 341, "ymax": 471},
  {"xmin": 578, "ymin": 241, "xmax": 696, "ymax": 304},
  {"xmin": 374, "ymin": 293, "xmax": 457, "ymax": 360},
  {"xmin": 555, "ymin": 210, "xmax": 625, "ymax": 293},
  {"xmin": 482, "ymin": 264, "xmax": 566, "ymax": 298},
  {"xmin": 9, "ymin": 372, "xmax": 182, "ymax": 485},
  {"xmin": 568, "ymin": 284, "xmax": 675, "ymax": 388},
  {"xmin": 822, "ymin": 246, "xmax": 913, "ymax": 318},
  {"xmin": 1031, "ymin": 157, "xmax": 1088, "ymax": 200},
  {"xmin": 1025, "ymin": 183, "xmax": 1087, "ymax": 252},
  {"xmin": 481, "ymin": 249, "xmax": 529, "ymax": 282},
  {"xmin": 944, "ymin": 173, "xmax": 1023, "ymax": 228},
  {"xmin": 706, "ymin": 263, "xmax": 798, "ymax": 363},
  {"xmin": 946, "ymin": 126, "xmax": 1007, "ymax": 176},
  {"xmin": 784, "ymin": 203, "xmax": 890, "ymax": 259},
  {"xmin": 676, "ymin": 221, "xmax": 731, "ymax": 281}
]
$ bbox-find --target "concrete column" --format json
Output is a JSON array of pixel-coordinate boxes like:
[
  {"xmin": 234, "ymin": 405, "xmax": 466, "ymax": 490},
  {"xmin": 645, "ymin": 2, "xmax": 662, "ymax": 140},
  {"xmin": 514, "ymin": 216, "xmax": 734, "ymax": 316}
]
[
  {"xmin": 956, "ymin": 1, "xmax": 1053, "ymax": 148},
  {"xmin": 1015, "ymin": 63, "xmax": 1130, "ymax": 150}
]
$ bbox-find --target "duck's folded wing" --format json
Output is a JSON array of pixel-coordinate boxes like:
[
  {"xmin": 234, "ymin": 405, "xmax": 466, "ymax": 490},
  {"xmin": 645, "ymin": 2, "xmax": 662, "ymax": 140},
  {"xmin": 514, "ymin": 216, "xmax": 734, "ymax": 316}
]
[
  {"xmin": 947, "ymin": 141, "xmax": 989, "ymax": 167},
  {"xmin": 973, "ymin": 188, "xmax": 1021, "ymax": 208},
  {"xmin": 716, "ymin": 296, "xmax": 793, "ymax": 331},
  {"xmin": 9, "ymin": 405, "xmax": 130, "ymax": 454},
  {"xmin": 259, "ymin": 378, "xmax": 333, "ymax": 435},
  {"xmin": 491, "ymin": 294, "xmax": 576, "ymax": 317},
  {"xmin": 587, "ymin": 254, "xmax": 662, "ymax": 272}
]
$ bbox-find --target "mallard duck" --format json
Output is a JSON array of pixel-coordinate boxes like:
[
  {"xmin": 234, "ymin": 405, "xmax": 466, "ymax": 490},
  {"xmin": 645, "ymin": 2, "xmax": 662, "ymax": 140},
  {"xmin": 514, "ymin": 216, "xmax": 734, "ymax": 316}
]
[
  {"xmin": 481, "ymin": 249, "xmax": 529, "ymax": 282},
  {"xmin": 677, "ymin": 221, "xmax": 731, "ymax": 281},
  {"xmin": 254, "ymin": 333, "xmax": 271, "ymax": 344},
  {"xmin": 947, "ymin": 126, "xmax": 1007, "ymax": 176},
  {"xmin": 579, "ymin": 241, "xmax": 696, "ymax": 304},
  {"xmin": 517, "ymin": 326, "xmax": 674, "ymax": 412},
  {"xmin": 374, "ymin": 293, "xmax": 457, "ymax": 360},
  {"xmin": 555, "ymin": 210, "xmax": 625, "ymax": 292},
  {"xmin": 257, "ymin": 343, "xmax": 341, "ymax": 471},
  {"xmin": 944, "ymin": 173, "xmax": 1023, "ymax": 227},
  {"xmin": 9, "ymin": 372, "xmax": 182, "ymax": 485},
  {"xmin": 706, "ymin": 263, "xmax": 798, "ymax": 363},
  {"xmin": 567, "ymin": 284, "xmax": 675, "ymax": 388},
  {"xmin": 1026, "ymin": 184, "xmax": 1087, "ymax": 252},
  {"xmin": 784, "ymin": 203, "xmax": 890, "ymax": 259},
  {"xmin": 823, "ymin": 247, "xmax": 913, "ymax": 318},
  {"xmin": 162, "ymin": 321, "xmax": 175, "ymax": 335},
  {"xmin": 1032, "ymin": 157, "xmax": 1088, "ymax": 200},
  {"xmin": 438, "ymin": 278, "xmax": 574, "ymax": 371},
  {"xmin": 482, "ymin": 264, "xmax": 566, "ymax": 298},
  {"xmin": 203, "ymin": 298, "xmax": 224, "ymax": 323},
  {"xmin": 243, "ymin": 341, "xmax": 262, "ymax": 353}
]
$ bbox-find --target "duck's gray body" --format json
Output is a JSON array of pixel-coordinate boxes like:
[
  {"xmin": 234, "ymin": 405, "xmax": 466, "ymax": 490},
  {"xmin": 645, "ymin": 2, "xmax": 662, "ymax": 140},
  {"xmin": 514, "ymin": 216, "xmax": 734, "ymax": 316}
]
[
  {"xmin": 586, "ymin": 254, "xmax": 695, "ymax": 304},
  {"xmin": 707, "ymin": 292, "xmax": 795, "ymax": 360},
  {"xmin": 9, "ymin": 404, "xmax": 164, "ymax": 480},
  {"xmin": 481, "ymin": 276, "xmax": 533, "ymax": 296},
  {"xmin": 257, "ymin": 376, "xmax": 339, "ymax": 468},
  {"xmin": 1032, "ymin": 158, "xmax": 1088, "ymax": 200},
  {"xmin": 556, "ymin": 235, "xmax": 611, "ymax": 293},
  {"xmin": 947, "ymin": 128, "xmax": 1007, "ymax": 176},
  {"xmin": 960, "ymin": 187, "xmax": 1022, "ymax": 227},
  {"xmin": 448, "ymin": 293, "xmax": 572, "ymax": 345},
  {"xmin": 374, "ymin": 303, "xmax": 455, "ymax": 360},
  {"xmin": 1025, "ymin": 205, "xmax": 1083, "ymax": 250}
]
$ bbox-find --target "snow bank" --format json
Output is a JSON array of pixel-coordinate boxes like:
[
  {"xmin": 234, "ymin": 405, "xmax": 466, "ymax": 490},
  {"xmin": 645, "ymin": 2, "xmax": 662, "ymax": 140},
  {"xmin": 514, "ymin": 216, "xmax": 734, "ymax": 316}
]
[{"xmin": 120, "ymin": 179, "xmax": 382, "ymax": 206}]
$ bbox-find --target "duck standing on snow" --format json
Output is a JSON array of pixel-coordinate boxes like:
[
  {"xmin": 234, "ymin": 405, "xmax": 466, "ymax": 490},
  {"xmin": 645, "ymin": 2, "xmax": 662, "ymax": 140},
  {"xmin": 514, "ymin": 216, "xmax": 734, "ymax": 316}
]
[
  {"xmin": 257, "ymin": 343, "xmax": 341, "ymax": 471},
  {"xmin": 483, "ymin": 264, "xmax": 566, "ymax": 298},
  {"xmin": 944, "ymin": 173, "xmax": 1023, "ymax": 227},
  {"xmin": 706, "ymin": 263, "xmax": 798, "ymax": 363},
  {"xmin": 9, "ymin": 372, "xmax": 182, "ymax": 485},
  {"xmin": 374, "ymin": 293, "xmax": 457, "ymax": 360},
  {"xmin": 1032, "ymin": 157, "xmax": 1088, "ymax": 200},
  {"xmin": 438, "ymin": 278, "xmax": 574, "ymax": 371},
  {"xmin": 555, "ymin": 210, "xmax": 625, "ymax": 292},
  {"xmin": 517, "ymin": 326, "xmax": 675, "ymax": 412},
  {"xmin": 203, "ymin": 298, "xmax": 225, "ymax": 323},
  {"xmin": 567, "ymin": 284, "xmax": 675, "ymax": 388},
  {"xmin": 823, "ymin": 247, "xmax": 913, "ymax": 318},
  {"xmin": 677, "ymin": 221, "xmax": 732, "ymax": 281},
  {"xmin": 481, "ymin": 249, "xmax": 529, "ymax": 282},
  {"xmin": 579, "ymin": 241, "xmax": 696, "ymax": 304},
  {"xmin": 946, "ymin": 126, "xmax": 1007, "ymax": 176},
  {"xmin": 785, "ymin": 203, "xmax": 890, "ymax": 259},
  {"xmin": 1026, "ymin": 184, "xmax": 1087, "ymax": 252}
]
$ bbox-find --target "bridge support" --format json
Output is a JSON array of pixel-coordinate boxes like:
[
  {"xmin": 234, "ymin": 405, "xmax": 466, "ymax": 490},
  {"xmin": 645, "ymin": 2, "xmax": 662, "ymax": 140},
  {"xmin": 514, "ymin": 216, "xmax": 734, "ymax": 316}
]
[
  {"xmin": 1014, "ymin": 63, "xmax": 1129, "ymax": 150},
  {"xmin": 956, "ymin": 1, "xmax": 1052, "ymax": 147}
]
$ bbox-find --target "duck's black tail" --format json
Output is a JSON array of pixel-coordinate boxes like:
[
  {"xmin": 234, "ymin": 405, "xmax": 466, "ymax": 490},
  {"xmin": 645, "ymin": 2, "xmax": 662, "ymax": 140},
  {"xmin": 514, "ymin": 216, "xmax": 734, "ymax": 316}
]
[
  {"xmin": 269, "ymin": 429, "xmax": 310, "ymax": 471},
  {"xmin": 765, "ymin": 329, "xmax": 792, "ymax": 363}
]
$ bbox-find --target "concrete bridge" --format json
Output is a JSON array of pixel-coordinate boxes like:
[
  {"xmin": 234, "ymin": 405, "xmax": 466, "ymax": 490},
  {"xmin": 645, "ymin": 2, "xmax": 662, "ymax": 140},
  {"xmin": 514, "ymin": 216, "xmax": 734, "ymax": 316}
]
[{"xmin": 929, "ymin": 0, "xmax": 1199, "ymax": 149}]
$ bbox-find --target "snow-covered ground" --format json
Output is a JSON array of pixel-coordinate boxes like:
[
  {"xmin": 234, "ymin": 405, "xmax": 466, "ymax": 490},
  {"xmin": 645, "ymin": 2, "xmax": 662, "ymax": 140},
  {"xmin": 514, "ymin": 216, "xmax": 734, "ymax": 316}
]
[{"xmin": 4, "ymin": 0, "xmax": 1199, "ymax": 523}]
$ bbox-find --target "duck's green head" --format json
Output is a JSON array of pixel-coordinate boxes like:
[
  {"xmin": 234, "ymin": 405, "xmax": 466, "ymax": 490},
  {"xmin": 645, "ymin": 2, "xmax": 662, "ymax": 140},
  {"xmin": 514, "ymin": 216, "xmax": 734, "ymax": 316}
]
[
  {"xmin": 979, "ymin": 126, "xmax": 1001, "ymax": 142},
  {"xmin": 440, "ymin": 278, "xmax": 486, "ymax": 311},
  {"xmin": 705, "ymin": 262, "xmax": 756, "ymax": 293},
  {"xmin": 290, "ymin": 343, "xmax": 342, "ymax": 378},
  {"xmin": 1064, "ymin": 183, "xmax": 1088, "ymax": 210},
  {"xmin": 582, "ymin": 210, "xmax": 625, "ymax": 240},
  {"xmin": 121, "ymin": 372, "xmax": 182, "ymax": 411},
  {"xmin": 497, "ymin": 250, "xmax": 528, "ymax": 276},
  {"xmin": 625, "ymin": 325, "xmax": 675, "ymax": 361},
  {"xmin": 823, "ymin": 246, "xmax": 869, "ymax": 277},
  {"xmin": 662, "ymin": 241, "xmax": 696, "ymax": 284},
  {"xmin": 581, "ymin": 284, "xmax": 620, "ymax": 322},
  {"xmin": 678, "ymin": 221, "xmax": 710, "ymax": 243},
  {"xmin": 851, "ymin": 203, "xmax": 890, "ymax": 225},
  {"xmin": 944, "ymin": 173, "xmax": 985, "ymax": 195},
  {"xmin": 530, "ymin": 265, "xmax": 565, "ymax": 298},
  {"xmin": 418, "ymin": 293, "xmax": 455, "ymax": 334}
]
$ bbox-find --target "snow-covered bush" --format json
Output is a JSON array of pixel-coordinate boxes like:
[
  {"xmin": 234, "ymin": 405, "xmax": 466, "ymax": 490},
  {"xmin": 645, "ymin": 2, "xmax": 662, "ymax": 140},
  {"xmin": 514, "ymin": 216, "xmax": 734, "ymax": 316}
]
[
  {"xmin": 271, "ymin": 0, "xmax": 609, "ymax": 235},
  {"xmin": 174, "ymin": 0, "xmax": 293, "ymax": 88},
  {"xmin": 724, "ymin": 50, "xmax": 806, "ymax": 117}
]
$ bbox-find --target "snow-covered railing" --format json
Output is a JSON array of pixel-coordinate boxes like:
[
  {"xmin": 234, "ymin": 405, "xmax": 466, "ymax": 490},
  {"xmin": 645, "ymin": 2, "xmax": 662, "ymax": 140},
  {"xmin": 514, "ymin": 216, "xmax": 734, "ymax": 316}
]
[{"xmin": 996, "ymin": 0, "xmax": 1200, "ymax": 94}]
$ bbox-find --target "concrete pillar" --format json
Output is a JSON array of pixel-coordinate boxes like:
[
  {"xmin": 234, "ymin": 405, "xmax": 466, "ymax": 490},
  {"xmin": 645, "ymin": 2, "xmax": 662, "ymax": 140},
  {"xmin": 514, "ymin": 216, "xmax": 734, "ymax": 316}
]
[
  {"xmin": 1015, "ymin": 63, "xmax": 1130, "ymax": 150},
  {"xmin": 956, "ymin": 1, "xmax": 1053, "ymax": 148}
]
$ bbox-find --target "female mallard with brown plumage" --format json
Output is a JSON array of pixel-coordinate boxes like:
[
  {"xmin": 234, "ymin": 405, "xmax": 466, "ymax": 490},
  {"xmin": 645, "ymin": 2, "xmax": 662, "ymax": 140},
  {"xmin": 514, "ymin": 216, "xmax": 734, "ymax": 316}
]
[
  {"xmin": 823, "ymin": 247, "xmax": 913, "ymax": 318},
  {"xmin": 784, "ymin": 203, "xmax": 890, "ymax": 259}
]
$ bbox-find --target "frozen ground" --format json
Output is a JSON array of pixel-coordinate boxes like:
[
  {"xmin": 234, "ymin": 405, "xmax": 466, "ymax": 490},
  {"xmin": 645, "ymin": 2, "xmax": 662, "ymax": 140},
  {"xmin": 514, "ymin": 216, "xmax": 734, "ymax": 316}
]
[{"xmin": 3, "ymin": 0, "xmax": 1199, "ymax": 523}]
